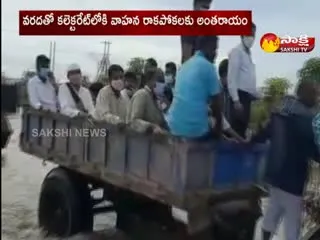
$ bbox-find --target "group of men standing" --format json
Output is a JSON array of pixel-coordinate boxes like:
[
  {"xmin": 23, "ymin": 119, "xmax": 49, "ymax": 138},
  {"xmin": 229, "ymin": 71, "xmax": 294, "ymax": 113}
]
[{"xmin": 24, "ymin": 0, "xmax": 320, "ymax": 239}]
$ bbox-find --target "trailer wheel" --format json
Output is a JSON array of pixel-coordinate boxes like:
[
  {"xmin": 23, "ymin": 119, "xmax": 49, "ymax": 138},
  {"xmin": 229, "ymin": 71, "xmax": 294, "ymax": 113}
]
[
  {"xmin": 115, "ymin": 193, "xmax": 175, "ymax": 233},
  {"xmin": 38, "ymin": 167, "xmax": 93, "ymax": 237},
  {"xmin": 115, "ymin": 195, "xmax": 137, "ymax": 233}
]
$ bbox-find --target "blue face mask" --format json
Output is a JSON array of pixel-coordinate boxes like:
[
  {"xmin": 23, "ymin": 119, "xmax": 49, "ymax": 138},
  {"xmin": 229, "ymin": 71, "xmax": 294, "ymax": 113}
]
[
  {"xmin": 39, "ymin": 68, "xmax": 50, "ymax": 79},
  {"xmin": 154, "ymin": 82, "xmax": 165, "ymax": 97}
]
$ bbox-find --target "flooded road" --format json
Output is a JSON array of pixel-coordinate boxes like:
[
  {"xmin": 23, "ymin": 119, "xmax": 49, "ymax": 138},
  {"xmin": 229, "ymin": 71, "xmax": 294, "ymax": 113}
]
[{"xmin": 1, "ymin": 115, "xmax": 287, "ymax": 240}]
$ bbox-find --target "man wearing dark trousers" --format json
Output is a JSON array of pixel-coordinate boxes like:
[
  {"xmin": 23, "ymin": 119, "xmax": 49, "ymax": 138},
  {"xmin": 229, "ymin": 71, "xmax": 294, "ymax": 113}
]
[{"xmin": 227, "ymin": 23, "xmax": 258, "ymax": 137}]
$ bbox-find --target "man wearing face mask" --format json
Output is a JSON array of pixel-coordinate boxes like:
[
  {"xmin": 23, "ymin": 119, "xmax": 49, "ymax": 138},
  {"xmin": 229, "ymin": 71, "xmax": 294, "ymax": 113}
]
[
  {"xmin": 227, "ymin": 23, "xmax": 258, "ymax": 138},
  {"xmin": 153, "ymin": 68, "xmax": 170, "ymax": 112},
  {"xmin": 181, "ymin": 0, "xmax": 212, "ymax": 64},
  {"xmin": 127, "ymin": 70, "xmax": 168, "ymax": 133},
  {"xmin": 163, "ymin": 62, "xmax": 177, "ymax": 104},
  {"xmin": 121, "ymin": 71, "xmax": 139, "ymax": 101},
  {"xmin": 27, "ymin": 55, "xmax": 57, "ymax": 111},
  {"xmin": 140, "ymin": 58, "xmax": 158, "ymax": 88},
  {"xmin": 153, "ymin": 68, "xmax": 165, "ymax": 96},
  {"xmin": 94, "ymin": 64, "xmax": 128, "ymax": 123},
  {"xmin": 58, "ymin": 64, "xmax": 94, "ymax": 117},
  {"xmin": 166, "ymin": 35, "xmax": 223, "ymax": 139}
]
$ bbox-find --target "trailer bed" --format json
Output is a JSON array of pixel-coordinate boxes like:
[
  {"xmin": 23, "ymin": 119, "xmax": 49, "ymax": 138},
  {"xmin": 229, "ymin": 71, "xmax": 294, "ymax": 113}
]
[{"xmin": 20, "ymin": 108, "xmax": 266, "ymax": 233}]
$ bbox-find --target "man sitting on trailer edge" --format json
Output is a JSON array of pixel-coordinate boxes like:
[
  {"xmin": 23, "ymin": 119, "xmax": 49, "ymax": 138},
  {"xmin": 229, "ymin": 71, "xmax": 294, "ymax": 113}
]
[
  {"xmin": 127, "ymin": 70, "xmax": 168, "ymax": 133},
  {"xmin": 166, "ymin": 35, "xmax": 223, "ymax": 139},
  {"xmin": 27, "ymin": 55, "xmax": 58, "ymax": 112},
  {"xmin": 141, "ymin": 58, "xmax": 158, "ymax": 88},
  {"xmin": 58, "ymin": 64, "xmax": 95, "ymax": 117},
  {"xmin": 94, "ymin": 64, "xmax": 128, "ymax": 124},
  {"xmin": 121, "ymin": 71, "xmax": 140, "ymax": 101}
]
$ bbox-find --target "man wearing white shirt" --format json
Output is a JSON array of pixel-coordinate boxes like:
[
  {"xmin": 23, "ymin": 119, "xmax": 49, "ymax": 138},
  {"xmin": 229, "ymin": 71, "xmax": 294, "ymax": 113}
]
[
  {"xmin": 27, "ymin": 55, "xmax": 57, "ymax": 112},
  {"xmin": 58, "ymin": 64, "xmax": 94, "ymax": 117},
  {"xmin": 227, "ymin": 23, "xmax": 257, "ymax": 137}
]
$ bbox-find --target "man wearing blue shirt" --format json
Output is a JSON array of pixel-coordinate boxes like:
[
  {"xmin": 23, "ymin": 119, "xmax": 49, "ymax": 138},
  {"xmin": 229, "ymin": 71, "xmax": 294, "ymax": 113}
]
[{"xmin": 166, "ymin": 36, "xmax": 222, "ymax": 138}]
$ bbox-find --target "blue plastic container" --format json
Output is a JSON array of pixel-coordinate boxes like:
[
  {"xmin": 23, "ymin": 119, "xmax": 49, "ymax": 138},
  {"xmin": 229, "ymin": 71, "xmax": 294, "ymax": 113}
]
[{"xmin": 212, "ymin": 141, "xmax": 267, "ymax": 190}]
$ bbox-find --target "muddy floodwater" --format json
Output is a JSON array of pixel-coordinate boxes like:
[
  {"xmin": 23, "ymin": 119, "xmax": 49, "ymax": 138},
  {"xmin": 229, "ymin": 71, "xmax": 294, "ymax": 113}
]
[{"xmin": 2, "ymin": 114, "xmax": 286, "ymax": 240}]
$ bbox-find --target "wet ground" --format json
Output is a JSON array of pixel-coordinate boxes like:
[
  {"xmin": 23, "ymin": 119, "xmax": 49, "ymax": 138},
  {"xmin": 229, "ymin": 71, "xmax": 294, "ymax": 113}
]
[{"xmin": 1, "ymin": 114, "xmax": 290, "ymax": 240}]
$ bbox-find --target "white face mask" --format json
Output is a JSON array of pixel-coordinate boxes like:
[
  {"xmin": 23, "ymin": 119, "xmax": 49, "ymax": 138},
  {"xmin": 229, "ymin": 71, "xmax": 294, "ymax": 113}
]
[
  {"xmin": 242, "ymin": 36, "xmax": 255, "ymax": 48},
  {"xmin": 111, "ymin": 79, "xmax": 124, "ymax": 91}
]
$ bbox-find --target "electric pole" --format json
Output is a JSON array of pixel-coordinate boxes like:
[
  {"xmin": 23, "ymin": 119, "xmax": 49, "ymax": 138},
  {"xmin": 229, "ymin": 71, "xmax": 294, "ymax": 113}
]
[
  {"xmin": 96, "ymin": 40, "xmax": 111, "ymax": 81},
  {"xmin": 52, "ymin": 41, "xmax": 56, "ymax": 72},
  {"xmin": 49, "ymin": 41, "xmax": 56, "ymax": 72},
  {"xmin": 49, "ymin": 42, "xmax": 52, "ymax": 61}
]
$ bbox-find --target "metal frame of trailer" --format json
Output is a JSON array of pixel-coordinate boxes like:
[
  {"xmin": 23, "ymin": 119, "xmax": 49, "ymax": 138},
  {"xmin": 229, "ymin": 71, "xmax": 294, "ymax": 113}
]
[{"xmin": 20, "ymin": 108, "xmax": 265, "ymax": 239}]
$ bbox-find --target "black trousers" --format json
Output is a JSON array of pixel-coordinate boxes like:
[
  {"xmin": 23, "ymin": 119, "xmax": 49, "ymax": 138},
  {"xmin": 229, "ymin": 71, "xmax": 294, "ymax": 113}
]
[{"xmin": 229, "ymin": 90, "xmax": 253, "ymax": 138}]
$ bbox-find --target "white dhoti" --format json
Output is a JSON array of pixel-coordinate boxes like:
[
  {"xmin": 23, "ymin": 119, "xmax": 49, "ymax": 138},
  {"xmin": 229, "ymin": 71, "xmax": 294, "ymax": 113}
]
[{"xmin": 262, "ymin": 186, "xmax": 303, "ymax": 240}]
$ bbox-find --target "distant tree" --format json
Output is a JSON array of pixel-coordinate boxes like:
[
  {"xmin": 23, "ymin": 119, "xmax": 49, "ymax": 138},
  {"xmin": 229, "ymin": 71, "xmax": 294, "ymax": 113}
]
[
  {"xmin": 251, "ymin": 77, "xmax": 291, "ymax": 129},
  {"xmin": 263, "ymin": 77, "xmax": 292, "ymax": 100},
  {"xmin": 298, "ymin": 57, "xmax": 320, "ymax": 83},
  {"xmin": 127, "ymin": 57, "xmax": 145, "ymax": 75}
]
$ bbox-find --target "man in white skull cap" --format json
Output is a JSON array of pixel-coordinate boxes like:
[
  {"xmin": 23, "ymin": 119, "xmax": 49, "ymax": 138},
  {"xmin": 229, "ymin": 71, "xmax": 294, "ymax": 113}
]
[{"xmin": 58, "ymin": 63, "xmax": 95, "ymax": 117}]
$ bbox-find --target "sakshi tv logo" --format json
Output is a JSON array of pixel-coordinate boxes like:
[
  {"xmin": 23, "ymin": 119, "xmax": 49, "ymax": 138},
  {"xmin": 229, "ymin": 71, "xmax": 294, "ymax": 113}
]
[{"xmin": 260, "ymin": 33, "xmax": 315, "ymax": 53}]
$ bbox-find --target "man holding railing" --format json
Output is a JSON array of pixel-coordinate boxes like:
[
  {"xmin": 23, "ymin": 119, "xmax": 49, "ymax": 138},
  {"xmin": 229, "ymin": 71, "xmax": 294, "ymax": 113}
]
[
  {"xmin": 58, "ymin": 64, "xmax": 95, "ymax": 117},
  {"xmin": 166, "ymin": 35, "xmax": 223, "ymax": 139},
  {"xmin": 27, "ymin": 55, "xmax": 58, "ymax": 112}
]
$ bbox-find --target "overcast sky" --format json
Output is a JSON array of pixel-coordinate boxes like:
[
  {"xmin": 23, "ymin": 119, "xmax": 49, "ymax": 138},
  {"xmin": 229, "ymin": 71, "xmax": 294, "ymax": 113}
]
[{"xmin": 1, "ymin": 0, "xmax": 319, "ymax": 85}]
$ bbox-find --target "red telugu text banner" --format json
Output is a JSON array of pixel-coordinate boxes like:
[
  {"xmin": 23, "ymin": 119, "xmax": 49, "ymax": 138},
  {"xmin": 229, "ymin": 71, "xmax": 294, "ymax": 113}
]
[{"xmin": 19, "ymin": 10, "xmax": 252, "ymax": 36}]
